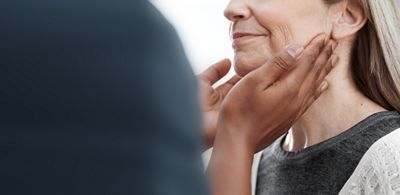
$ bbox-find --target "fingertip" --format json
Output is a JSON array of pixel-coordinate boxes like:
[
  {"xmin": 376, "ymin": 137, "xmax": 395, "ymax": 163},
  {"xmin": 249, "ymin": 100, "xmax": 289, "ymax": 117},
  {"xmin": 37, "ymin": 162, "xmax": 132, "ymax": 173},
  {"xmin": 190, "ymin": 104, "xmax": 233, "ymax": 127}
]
[
  {"xmin": 222, "ymin": 58, "xmax": 232, "ymax": 64},
  {"xmin": 213, "ymin": 58, "xmax": 229, "ymax": 65},
  {"xmin": 319, "ymin": 81, "xmax": 329, "ymax": 93},
  {"xmin": 285, "ymin": 44, "xmax": 304, "ymax": 59},
  {"xmin": 214, "ymin": 58, "xmax": 232, "ymax": 72},
  {"xmin": 331, "ymin": 55, "xmax": 339, "ymax": 67},
  {"xmin": 200, "ymin": 58, "xmax": 233, "ymax": 84}
]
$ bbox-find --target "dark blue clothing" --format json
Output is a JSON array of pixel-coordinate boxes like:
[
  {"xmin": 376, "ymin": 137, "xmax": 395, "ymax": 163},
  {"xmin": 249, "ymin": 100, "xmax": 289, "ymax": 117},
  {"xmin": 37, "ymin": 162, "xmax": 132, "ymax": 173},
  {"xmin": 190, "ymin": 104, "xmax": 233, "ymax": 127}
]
[{"xmin": 0, "ymin": 0, "xmax": 207, "ymax": 194}]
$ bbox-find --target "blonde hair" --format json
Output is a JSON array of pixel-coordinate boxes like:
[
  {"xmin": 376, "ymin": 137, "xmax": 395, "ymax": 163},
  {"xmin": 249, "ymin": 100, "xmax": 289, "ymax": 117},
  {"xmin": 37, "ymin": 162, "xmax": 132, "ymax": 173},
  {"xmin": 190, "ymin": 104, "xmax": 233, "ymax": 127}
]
[{"xmin": 326, "ymin": 0, "xmax": 400, "ymax": 111}]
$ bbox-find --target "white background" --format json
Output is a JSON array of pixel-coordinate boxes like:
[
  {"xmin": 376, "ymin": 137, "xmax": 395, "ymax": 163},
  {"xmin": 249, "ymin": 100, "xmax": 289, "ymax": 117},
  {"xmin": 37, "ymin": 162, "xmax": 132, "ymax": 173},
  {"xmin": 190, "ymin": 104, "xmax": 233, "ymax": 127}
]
[{"xmin": 151, "ymin": 0, "xmax": 234, "ymax": 75}]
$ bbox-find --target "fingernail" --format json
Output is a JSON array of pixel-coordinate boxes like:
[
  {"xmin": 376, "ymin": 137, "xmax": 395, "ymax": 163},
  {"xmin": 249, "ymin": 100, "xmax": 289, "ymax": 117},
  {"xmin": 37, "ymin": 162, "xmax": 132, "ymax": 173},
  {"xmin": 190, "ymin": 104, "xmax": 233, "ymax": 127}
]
[
  {"xmin": 332, "ymin": 55, "xmax": 339, "ymax": 67},
  {"xmin": 320, "ymin": 81, "xmax": 329, "ymax": 92},
  {"xmin": 286, "ymin": 45, "xmax": 304, "ymax": 58}
]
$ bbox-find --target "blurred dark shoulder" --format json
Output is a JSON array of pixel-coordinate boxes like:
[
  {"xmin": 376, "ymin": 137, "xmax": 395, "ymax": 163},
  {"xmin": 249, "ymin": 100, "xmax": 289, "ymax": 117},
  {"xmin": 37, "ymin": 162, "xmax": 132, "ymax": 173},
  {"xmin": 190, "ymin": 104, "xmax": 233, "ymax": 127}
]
[
  {"xmin": 0, "ymin": 1, "xmax": 205, "ymax": 195},
  {"xmin": 0, "ymin": 0, "xmax": 198, "ymax": 126}
]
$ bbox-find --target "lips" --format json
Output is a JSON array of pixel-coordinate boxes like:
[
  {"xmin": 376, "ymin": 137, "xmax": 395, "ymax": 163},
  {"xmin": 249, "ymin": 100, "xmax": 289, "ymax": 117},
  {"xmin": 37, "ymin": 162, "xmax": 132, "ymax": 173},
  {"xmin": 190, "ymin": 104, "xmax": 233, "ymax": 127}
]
[
  {"xmin": 233, "ymin": 32, "xmax": 264, "ymax": 40},
  {"xmin": 232, "ymin": 32, "xmax": 266, "ymax": 47}
]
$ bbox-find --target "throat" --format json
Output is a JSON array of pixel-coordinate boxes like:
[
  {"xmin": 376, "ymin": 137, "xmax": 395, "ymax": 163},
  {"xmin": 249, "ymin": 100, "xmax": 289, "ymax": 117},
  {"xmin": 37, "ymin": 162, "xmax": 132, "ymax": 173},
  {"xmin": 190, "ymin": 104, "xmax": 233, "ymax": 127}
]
[{"xmin": 282, "ymin": 82, "xmax": 387, "ymax": 152}]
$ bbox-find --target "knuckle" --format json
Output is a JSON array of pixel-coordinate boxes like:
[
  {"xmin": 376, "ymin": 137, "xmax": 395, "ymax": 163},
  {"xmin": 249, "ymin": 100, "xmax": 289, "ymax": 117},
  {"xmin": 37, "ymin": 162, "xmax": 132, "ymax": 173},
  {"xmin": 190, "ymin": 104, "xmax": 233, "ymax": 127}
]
[
  {"xmin": 305, "ymin": 49, "xmax": 320, "ymax": 62},
  {"xmin": 272, "ymin": 56, "xmax": 290, "ymax": 71}
]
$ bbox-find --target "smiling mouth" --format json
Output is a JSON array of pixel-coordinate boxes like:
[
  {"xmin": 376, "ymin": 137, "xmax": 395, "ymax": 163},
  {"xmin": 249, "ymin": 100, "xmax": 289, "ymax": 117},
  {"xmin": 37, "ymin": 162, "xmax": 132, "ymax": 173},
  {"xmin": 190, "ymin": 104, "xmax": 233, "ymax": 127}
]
[
  {"xmin": 233, "ymin": 33, "xmax": 263, "ymax": 39},
  {"xmin": 232, "ymin": 33, "xmax": 266, "ymax": 47}
]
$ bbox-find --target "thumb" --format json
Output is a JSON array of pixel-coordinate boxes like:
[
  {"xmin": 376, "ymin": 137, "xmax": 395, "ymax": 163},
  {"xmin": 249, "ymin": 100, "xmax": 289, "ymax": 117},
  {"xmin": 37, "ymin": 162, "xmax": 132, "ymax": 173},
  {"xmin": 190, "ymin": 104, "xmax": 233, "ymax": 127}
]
[
  {"xmin": 251, "ymin": 44, "xmax": 304, "ymax": 88},
  {"xmin": 199, "ymin": 59, "xmax": 232, "ymax": 85}
]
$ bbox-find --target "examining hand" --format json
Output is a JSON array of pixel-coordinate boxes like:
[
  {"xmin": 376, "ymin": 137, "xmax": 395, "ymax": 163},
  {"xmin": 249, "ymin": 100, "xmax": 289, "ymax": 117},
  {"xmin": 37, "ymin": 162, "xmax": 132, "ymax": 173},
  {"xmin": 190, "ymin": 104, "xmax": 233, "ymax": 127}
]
[
  {"xmin": 209, "ymin": 34, "xmax": 339, "ymax": 195},
  {"xmin": 216, "ymin": 34, "xmax": 338, "ymax": 152},
  {"xmin": 198, "ymin": 59, "xmax": 241, "ymax": 149}
]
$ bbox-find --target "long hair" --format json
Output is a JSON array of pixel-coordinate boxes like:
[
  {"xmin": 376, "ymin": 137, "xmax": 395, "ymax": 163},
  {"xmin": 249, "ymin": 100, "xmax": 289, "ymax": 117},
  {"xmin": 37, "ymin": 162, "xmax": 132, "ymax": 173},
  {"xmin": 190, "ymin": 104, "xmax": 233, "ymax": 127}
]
[{"xmin": 325, "ymin": 0, "xmax": 400, "ymax": 111}]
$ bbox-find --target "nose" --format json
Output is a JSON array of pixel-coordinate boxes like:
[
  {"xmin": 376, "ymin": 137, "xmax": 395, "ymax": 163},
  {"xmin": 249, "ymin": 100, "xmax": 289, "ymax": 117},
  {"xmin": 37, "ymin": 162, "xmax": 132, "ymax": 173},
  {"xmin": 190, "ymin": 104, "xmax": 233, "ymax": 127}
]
[{"xmin": 224, "ymin": 0, "xmax": 251, "ymax": 22}]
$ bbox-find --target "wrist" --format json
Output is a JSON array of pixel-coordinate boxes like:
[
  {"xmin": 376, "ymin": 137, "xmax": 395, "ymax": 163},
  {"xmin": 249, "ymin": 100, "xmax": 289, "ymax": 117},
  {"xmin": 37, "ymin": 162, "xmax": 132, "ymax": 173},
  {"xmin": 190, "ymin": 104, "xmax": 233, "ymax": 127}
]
[
  {"xmin": 214, "ymin": 124, "xmax": 256, "ymax": 155},
  {"xmin": 211, "ymin": 126, "xmax": 255, "ymax": 169},
  {"xmin": 208, "ymin": 127, "xmax": 254, "ymax": 195}
]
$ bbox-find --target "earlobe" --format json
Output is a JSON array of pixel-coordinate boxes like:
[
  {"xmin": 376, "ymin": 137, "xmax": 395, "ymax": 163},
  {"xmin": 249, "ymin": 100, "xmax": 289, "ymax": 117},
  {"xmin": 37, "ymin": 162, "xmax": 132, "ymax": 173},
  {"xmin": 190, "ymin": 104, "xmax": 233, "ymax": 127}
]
[{"xmin": 331, "ymin": 1, "xmax": 367, "ymax": 40}]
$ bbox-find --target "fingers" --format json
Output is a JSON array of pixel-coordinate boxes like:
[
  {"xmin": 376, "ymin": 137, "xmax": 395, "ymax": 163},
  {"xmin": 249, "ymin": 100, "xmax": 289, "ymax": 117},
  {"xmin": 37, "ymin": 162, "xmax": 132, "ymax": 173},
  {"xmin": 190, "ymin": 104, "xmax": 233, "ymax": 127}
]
[
  {"xmin": 310, "ymin": 55, "xmax": 338, "ymax": 101},
  {"xmin": 301, "ymin": 80, "xmax": 329, "ymax": 115},
  {"xmin": 299, "ymin": 40, "xmax": 338, "ymax": 104},
  {"xmin": 217, "ymin": 75, "xmax": 242, "ymax": 97},
  {"xmin": 312, "ymin": 40, "xmax": 338, "ymax": 83},
  {"xmin": 315, "ymin": 53, "xmax": 339, "ymax": 85},
  {"xmin": 285, "ymin": 34, "xmax": 326, "ymax": 85},
  {"xmin": 250, "ymin": 44, "xmax": 304, "ymax": 87},
  {"xmin": 299, "ymin": 39, "xmax": 336, "ymax": 92},
  {"xmin": 298, "ymin": 45, "xmax": 338, "ymax": 116},
  {"xmin": 266, "ymin": 34, "xmax": 337, "ymax": 120},
  {"xmin": 199, "ymin": 59, "xmax": 232, "ymax": 85}
]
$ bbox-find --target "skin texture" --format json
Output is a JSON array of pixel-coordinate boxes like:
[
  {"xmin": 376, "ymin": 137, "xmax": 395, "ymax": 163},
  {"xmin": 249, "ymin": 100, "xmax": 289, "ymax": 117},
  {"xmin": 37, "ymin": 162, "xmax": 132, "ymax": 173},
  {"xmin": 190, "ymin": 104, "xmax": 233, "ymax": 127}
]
[
  {"xmin": 209, "ymin": 34, "xmax": 338, "ymax": 195},
  {"xmin": 200, "ymin": 0, "xmax": 387, "ymax": 150},
  {"xmin": 226, "ymin": 0, "xmax": 332, "ymax": 77},
  {"xmin": 200, "ymin": 0, "xmax": 335, "ymax": 148},
  {"xmin": 200, "ymin": 0, "xmax": 388, "ymax": 195}
]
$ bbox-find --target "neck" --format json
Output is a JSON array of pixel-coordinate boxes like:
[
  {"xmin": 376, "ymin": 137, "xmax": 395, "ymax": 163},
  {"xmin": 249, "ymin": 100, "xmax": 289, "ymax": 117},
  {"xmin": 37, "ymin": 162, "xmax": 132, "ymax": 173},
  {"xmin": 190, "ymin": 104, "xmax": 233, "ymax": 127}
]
[{"xmin": 283, "ymin": 51, "xmax": 387, "ymax": 152}]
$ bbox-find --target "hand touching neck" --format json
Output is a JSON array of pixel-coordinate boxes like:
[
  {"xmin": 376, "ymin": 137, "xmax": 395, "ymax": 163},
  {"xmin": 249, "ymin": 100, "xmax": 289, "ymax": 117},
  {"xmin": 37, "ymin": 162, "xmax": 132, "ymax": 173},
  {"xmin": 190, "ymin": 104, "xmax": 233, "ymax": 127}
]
[{"xmin": 284, "ymin": 44, "xmax": 387, "ymax": 152}]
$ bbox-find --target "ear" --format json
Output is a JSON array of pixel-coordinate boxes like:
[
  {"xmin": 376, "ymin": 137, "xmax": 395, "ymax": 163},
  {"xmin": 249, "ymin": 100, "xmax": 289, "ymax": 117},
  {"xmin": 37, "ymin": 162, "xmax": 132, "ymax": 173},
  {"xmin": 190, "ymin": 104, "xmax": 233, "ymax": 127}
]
[{"xmin": 332, "ymin": 0, "xmax": 368, "ymax": 40}]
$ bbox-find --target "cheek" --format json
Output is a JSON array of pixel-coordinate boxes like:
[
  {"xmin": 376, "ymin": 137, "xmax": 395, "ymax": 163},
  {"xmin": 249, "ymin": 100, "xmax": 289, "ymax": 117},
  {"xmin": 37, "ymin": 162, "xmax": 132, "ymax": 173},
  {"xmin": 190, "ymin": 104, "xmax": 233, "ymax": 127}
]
[
  {"xmin": 234, "ymin": 40, "xmax": 274, "ymax": 76},
  {"xmin": 253, "ymin": 12, "xmax": 295, "ymax": 53},
  {"xmin": 269, "ymin": 25, "xmax": 293, "ymax": 52},
  {"xmin": 286, "ymin": 15, "xmax": 331, "ymax": 47},
  {"xmin": 253, "ymin": 1, "xmax": 330, "ymax": 49}
]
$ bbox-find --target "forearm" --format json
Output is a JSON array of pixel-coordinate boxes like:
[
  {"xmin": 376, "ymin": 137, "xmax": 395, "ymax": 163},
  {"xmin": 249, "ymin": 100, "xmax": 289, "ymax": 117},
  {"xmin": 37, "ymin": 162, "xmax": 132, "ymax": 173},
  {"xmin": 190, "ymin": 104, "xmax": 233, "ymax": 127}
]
[{"xmin": 208, "ymin": 130, "xmax": 254, "ymax": 195}]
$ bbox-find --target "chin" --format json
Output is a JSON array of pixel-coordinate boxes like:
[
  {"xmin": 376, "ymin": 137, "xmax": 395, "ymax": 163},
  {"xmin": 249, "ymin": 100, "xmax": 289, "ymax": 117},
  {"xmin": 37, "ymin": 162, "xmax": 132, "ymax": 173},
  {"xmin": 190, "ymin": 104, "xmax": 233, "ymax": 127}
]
[
  {"xmin": 234, "ymin": 55, "xmax": 264, "ymax": 77},
  {"xmin": 234, "ymin": 64, "xmax": 253, "ymax": 77}
]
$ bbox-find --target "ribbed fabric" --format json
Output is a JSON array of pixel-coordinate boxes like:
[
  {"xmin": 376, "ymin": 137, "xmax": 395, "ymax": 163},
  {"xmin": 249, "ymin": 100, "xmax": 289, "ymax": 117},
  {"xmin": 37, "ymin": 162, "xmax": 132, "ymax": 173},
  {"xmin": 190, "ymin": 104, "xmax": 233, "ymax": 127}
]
[{"xmin": 256, "ymin": 111, "xmax": 400, "ymax": 195}]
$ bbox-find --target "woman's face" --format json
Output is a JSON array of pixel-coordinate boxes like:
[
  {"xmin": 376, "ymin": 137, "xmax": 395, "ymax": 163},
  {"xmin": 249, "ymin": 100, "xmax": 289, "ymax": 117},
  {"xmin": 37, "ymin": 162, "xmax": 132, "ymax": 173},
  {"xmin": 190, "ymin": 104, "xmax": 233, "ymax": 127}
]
[{"xmin": 225, "ymin": 0, "xmax": 333, "ymax": 76}]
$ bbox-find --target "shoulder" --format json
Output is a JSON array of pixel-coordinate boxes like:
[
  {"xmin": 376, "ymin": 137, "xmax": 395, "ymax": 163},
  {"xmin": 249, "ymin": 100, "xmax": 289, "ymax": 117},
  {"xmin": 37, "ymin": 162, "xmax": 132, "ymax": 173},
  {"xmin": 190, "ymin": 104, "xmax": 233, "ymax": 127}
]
[{"xmin": 340, "ymin": 128, "xmax": 400, "ymax": 195}]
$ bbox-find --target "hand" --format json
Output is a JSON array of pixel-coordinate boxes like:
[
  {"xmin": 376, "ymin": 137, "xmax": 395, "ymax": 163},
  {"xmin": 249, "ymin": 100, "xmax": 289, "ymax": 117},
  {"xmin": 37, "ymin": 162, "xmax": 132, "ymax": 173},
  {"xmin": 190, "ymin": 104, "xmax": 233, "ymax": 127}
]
[
  {"xmin": 198, "ymin": 59, "xmax": 241, "ymax": 149},
  {"xmin": 217, "ymin": 34, "xmax": 338, "ymax": 153},
  {"xmin": 209, "ymin": 34, "xmax": 338, "ymax": 195}
]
